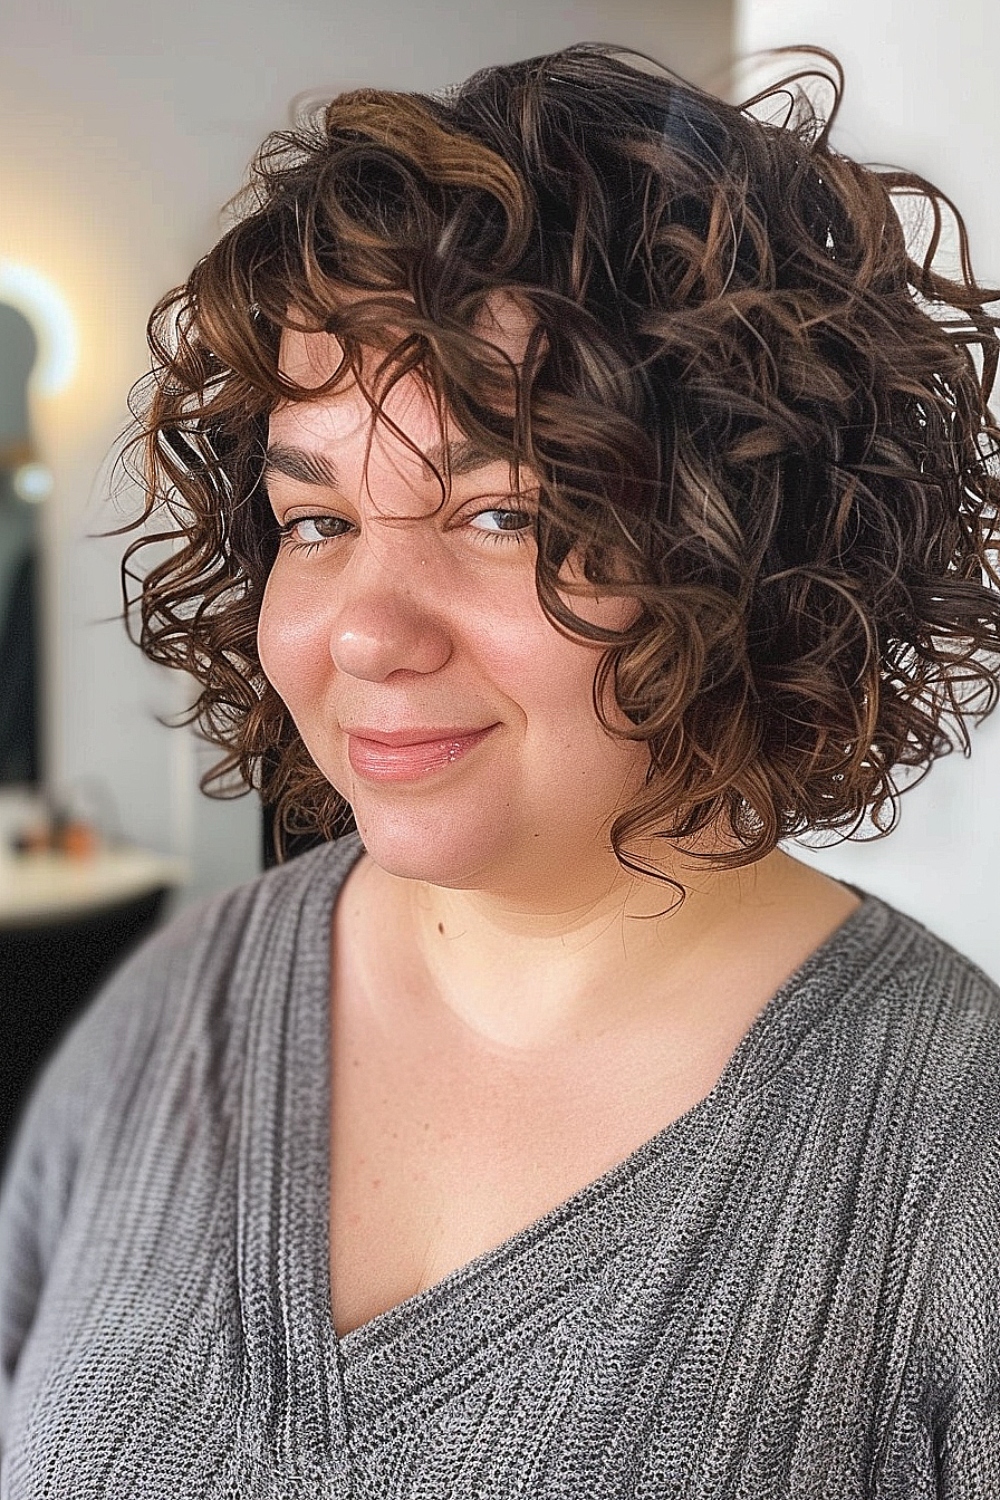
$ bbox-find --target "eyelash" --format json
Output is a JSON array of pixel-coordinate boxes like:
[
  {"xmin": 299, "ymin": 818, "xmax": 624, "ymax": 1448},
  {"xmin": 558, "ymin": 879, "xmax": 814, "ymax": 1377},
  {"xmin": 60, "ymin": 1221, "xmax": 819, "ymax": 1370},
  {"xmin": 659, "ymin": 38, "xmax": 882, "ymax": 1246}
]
[{"xmin": 275, "ymin": 505, "xmax": 535, "ymax": 555}]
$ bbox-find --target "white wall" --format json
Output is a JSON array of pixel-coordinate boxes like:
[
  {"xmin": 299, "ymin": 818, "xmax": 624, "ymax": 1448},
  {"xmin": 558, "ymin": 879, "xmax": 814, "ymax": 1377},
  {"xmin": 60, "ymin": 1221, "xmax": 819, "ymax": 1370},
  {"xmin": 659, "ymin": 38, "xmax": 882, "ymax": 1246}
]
[
  {"xmin": 2, "ymin": 0, "xmax": 732, "ymax": 908},
  {"xmin": 737, "ymin": 0, "xmax": 1000, "ymax": 978}
]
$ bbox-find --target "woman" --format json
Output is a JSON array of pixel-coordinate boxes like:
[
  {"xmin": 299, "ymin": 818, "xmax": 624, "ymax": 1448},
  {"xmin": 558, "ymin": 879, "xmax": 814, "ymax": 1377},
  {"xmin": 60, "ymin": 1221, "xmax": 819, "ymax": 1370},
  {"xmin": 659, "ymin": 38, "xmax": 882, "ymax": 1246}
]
[{"xmin": 2, "ymin": 43, "xmax": 999, "ymax": 1497}]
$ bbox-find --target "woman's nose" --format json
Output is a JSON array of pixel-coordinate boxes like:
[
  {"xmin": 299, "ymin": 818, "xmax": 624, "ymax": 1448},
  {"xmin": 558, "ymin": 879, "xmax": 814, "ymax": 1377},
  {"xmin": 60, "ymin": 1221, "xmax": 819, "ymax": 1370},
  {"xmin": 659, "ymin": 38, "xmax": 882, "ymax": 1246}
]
[{"xmin": 328, "ymin": 547, "xmax": 453, "ymax": 682}]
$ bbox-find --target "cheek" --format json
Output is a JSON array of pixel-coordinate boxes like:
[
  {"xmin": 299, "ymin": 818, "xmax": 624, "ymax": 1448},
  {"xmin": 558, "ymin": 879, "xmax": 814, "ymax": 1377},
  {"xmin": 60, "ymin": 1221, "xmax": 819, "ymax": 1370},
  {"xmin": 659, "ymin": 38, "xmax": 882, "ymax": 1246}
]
[
  {"xmin": 481, "ymin": 618, "xmax": 608, "ymax": 744},
  {"xmin": 512, "ymin": 619, "xmax": 645, "ymax": 790},
  {"xmin": 256, "ymin": 569, "xmax": 328, "ymax": 701},
  {"xmin": 510, "ymin": 587, "xmax": 634, "ymax": 731}
]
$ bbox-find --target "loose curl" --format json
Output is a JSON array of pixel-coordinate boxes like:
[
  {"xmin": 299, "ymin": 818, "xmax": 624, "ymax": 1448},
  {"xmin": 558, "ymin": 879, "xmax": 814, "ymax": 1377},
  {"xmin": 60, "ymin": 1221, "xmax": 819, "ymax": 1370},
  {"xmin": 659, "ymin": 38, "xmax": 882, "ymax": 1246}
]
[{"xmin": 121, "ymin": 43, "xmax": 1000, "ymax": 892}]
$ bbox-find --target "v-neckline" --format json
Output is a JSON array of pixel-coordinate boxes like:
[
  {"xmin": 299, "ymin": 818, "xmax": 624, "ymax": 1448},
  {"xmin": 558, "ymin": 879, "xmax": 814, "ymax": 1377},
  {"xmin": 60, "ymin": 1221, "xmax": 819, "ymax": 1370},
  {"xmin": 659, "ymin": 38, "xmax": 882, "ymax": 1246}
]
[{"xmin": 254, "ymin": 833, "xmax": 896, "ymax": 1433}]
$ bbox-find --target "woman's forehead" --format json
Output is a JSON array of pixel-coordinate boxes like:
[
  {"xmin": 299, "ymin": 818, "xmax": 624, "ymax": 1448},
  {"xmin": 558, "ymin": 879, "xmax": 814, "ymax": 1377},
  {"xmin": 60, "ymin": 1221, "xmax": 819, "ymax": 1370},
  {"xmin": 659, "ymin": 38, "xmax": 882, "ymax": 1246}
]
[
  {"xmin": 276, "ymin": 324, "xmax": 350, "ymax": 389},
  {"xmin": 272, "ymin": 294, "xmax": 535, "ymax": 467},
  {"xmin": 267, "ymin": 360, "xmax": 522, "ymax": 501},
  {"xmin": 276, "ymin": 288, "xmax": 535, "ymax": 385},
  {"xmin": 269, "ymin": 345, "xmax": 463, "ymax": 464}
]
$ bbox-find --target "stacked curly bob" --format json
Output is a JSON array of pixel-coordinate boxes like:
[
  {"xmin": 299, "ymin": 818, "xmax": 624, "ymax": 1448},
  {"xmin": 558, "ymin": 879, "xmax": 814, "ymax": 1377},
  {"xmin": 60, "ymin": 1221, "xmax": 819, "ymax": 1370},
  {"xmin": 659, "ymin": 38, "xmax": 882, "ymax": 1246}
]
[{"xmin": 123, "ymin": 43, "xmax": 1000, "ymax": 880}]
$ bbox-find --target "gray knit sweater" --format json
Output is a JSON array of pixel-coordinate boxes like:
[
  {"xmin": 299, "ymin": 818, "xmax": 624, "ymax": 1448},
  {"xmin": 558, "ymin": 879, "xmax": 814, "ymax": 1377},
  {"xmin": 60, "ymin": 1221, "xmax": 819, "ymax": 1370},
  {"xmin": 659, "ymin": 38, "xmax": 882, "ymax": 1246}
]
[{"xmin": 2, "ymin": 831, "xmax": 999, "ymax": 1498}]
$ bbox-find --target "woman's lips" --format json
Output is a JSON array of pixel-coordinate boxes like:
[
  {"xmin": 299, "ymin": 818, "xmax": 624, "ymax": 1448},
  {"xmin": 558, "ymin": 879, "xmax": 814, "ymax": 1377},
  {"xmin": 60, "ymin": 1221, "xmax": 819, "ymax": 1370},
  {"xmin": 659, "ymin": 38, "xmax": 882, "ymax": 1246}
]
[{"xmin": 347, "ymin": 725, "xmax": 497, "ymax": 782}]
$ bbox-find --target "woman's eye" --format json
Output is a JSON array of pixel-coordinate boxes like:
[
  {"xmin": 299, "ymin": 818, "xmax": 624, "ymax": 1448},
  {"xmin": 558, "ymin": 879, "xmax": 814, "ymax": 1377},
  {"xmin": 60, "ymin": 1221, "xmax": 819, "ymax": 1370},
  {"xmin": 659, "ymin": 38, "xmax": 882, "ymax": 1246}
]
[
  {"xmin": 277, "ymin": 514, "xmax": 349, "ymax": 551},
  {"xmin": 275, "ymin": 506, "xmax": 535, "ymax": 554},
  {"xmin": 467, "ymin": 507, "xmax": 535, "ymax": 547}
]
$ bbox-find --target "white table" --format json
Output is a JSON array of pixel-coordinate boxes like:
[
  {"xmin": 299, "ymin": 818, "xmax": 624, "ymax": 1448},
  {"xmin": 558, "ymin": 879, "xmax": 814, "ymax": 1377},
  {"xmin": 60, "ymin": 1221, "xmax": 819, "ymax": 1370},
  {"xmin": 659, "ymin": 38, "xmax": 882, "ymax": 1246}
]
[{"xmin": 0, "ymin": 847, "xmax": 188, "ymax": 928}]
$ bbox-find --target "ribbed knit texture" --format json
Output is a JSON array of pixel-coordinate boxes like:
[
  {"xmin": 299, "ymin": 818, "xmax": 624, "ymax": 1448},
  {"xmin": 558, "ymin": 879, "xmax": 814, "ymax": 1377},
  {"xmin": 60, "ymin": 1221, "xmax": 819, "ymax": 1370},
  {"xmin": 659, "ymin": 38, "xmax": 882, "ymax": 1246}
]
[{"xmin": 1, "ymin": 831, "xmax": 999, "ymax": 1497}]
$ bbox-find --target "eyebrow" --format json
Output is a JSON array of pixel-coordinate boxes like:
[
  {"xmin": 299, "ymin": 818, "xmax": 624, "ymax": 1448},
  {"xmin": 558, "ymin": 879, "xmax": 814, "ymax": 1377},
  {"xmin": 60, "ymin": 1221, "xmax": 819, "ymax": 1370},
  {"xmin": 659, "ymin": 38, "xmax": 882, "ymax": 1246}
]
[
  {"xmin": 262, "ymin": 437, "xmax": 505, "ymax": 489},
  {"xmin": 262, "ymin": 444, "xmax": 340, "ymax": 488}
]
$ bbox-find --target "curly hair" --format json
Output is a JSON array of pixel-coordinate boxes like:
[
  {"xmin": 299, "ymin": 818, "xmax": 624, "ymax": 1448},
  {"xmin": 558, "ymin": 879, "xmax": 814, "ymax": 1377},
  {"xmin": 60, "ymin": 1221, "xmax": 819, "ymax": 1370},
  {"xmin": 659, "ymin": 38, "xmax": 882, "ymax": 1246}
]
[{"xmin": 121, "ymin": 42, "xmax": 1000, "ymax": 887}]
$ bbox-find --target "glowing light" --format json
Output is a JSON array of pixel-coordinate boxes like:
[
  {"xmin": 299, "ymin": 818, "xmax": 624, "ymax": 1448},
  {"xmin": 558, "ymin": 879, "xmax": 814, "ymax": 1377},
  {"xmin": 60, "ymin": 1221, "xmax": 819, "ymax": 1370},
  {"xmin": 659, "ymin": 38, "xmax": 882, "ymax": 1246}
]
[
  {"xmin": 12, "ymin": 462, "xmax": 54, "ymax": 503},
  {"xmin": 0, "ymin": 261, "xmax": 78, "ymax": 396}
]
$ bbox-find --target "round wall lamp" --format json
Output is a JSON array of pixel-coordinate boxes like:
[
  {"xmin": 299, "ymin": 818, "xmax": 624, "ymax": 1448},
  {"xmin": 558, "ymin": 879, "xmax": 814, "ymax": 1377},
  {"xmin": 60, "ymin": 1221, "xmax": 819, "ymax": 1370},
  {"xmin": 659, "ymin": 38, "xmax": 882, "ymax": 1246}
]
[{"xmin": 0, "ymin": 260, "xmax": 77, "ymax": 397}]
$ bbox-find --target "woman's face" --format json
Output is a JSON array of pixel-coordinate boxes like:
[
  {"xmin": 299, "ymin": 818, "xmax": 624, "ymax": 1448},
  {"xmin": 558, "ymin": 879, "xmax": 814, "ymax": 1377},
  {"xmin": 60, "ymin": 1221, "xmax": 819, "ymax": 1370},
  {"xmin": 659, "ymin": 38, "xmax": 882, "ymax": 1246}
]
[{"xmin": 257, "ymin": 321, "xmax": 651, "ymax": 900}]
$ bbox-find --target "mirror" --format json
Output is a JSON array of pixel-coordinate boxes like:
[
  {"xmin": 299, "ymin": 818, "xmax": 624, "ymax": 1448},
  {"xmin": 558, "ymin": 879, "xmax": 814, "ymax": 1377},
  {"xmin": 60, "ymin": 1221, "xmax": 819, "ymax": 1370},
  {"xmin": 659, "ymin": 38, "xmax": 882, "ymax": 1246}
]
[{"xmin": 0, "ymin": 302, "xmax": 42, "ymax": 786}]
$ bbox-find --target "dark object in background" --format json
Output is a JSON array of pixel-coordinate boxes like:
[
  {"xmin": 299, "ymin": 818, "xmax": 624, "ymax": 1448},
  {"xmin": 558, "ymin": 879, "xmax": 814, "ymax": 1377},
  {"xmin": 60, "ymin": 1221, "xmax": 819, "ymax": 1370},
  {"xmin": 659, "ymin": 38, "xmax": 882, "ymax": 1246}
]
[
  {"xmin": 0, "ymin": 300, "xmax": 43, "ymax": 790},
  {"xmin": 0, "ymin": 549, "xmax": 39, "ymax": 786},
  {"xmin": 0, "ymin": 886, "xmax": 169, "ymax": 1168},
  {"xmin": 261, "ymin": 806, "xmax": 328, "ymax": 870}
]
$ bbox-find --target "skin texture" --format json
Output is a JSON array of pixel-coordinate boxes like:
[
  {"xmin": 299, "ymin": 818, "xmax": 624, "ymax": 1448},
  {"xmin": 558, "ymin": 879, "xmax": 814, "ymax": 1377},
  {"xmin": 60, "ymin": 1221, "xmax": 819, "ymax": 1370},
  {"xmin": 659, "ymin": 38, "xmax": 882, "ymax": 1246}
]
[{"xmin": 257, "ymin": 313, "xmax": 858, "ymax": 1052}]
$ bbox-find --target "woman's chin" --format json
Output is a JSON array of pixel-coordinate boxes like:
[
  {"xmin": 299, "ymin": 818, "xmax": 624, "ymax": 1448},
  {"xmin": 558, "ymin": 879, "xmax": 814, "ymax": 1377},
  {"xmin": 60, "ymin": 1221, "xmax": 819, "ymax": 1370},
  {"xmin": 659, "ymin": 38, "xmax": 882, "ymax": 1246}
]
[{"xmin": 350, "ymin": 799, "xmax": 516, "ymax": 891}]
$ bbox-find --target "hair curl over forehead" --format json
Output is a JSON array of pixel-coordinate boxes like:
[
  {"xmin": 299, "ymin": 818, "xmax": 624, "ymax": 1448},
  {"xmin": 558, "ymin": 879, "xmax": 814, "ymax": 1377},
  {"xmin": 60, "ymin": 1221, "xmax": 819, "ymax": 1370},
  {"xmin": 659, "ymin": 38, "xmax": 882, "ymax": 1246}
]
[{"xmin": 123, "ymin": 43, "xmax": 1000, "ymax": 892}]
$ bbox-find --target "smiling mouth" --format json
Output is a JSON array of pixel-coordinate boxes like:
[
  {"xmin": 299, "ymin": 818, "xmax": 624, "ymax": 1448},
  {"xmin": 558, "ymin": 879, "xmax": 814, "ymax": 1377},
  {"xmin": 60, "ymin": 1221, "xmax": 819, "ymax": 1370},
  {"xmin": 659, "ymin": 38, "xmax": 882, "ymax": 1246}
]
[
  {"xmin": 344, "ymin": 724, "xmax": 496, "ymax": 747},
  {"xmin": 347, "ymin": 725, "xmax": 497, "ymax": 782}
]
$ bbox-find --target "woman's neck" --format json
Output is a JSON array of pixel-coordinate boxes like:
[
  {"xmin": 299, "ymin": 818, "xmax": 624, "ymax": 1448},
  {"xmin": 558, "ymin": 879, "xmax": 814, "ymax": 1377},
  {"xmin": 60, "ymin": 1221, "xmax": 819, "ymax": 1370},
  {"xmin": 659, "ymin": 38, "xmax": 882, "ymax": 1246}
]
[{"xmin": 343, "ymin": 838, "xmax": 840, "ymax": 1053}]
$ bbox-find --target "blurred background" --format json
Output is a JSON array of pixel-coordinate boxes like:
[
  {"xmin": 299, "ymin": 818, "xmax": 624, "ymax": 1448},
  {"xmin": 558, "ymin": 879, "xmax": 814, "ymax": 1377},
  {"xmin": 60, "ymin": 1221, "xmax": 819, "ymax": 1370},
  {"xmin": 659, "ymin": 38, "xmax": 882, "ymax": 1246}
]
[{"xmin": 1, "ymin": 0, "xmax": 998, "ymax": 1145}]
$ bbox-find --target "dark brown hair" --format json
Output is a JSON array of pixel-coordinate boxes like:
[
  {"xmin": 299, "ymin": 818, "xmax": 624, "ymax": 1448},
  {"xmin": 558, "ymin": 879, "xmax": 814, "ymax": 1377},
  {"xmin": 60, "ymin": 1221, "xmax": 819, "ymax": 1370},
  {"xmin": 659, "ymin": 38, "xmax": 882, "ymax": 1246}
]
[{"xmin": 121, "ymin": 43, "xmax": 1000, "ymax": 888}]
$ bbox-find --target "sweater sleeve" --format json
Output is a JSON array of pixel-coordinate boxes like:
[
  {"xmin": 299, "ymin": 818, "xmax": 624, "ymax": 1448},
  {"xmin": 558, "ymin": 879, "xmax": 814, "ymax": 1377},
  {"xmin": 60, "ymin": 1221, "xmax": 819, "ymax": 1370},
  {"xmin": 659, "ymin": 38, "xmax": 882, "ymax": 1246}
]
[
  {"xmin": 0, "ymin": 897, "xmax": 217, "ymax": 1458},
  {"xmin": 920, "ymin": 1124, "xmax": 1000, "ymax": 1496},
  {"xmin": 0, "ymin": 1008, "xmax": 97, "ymax": 1452}
]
